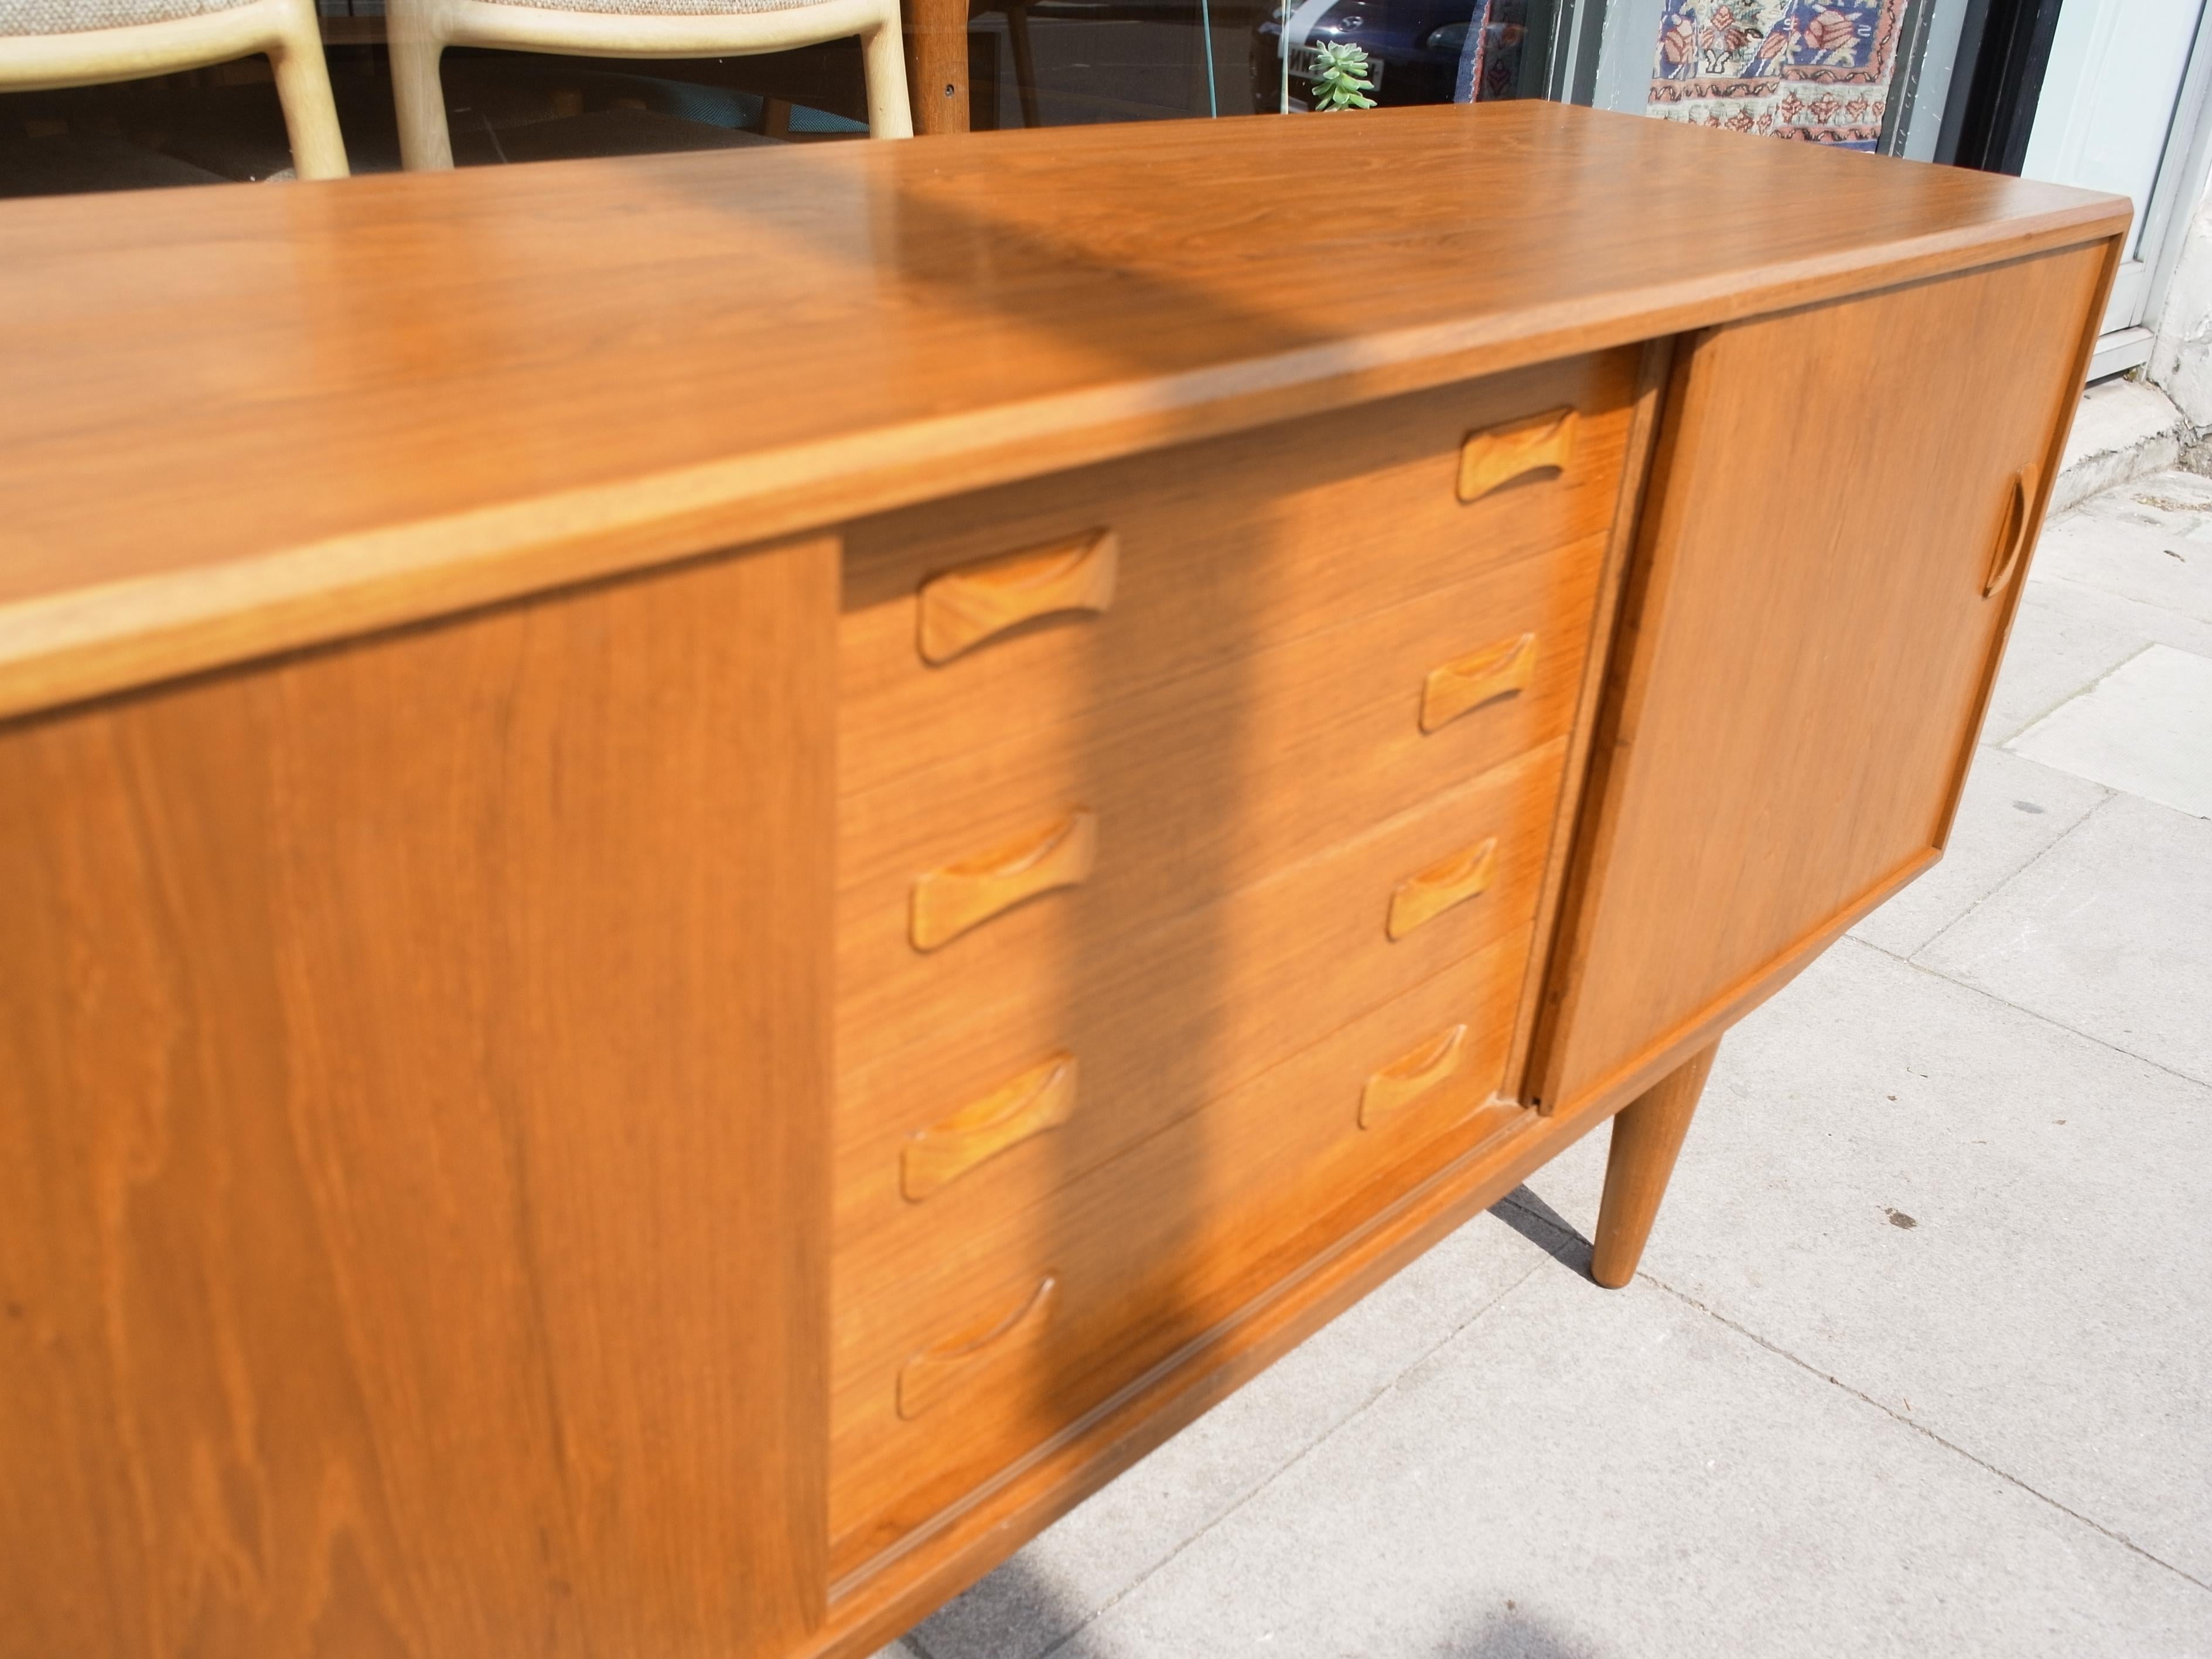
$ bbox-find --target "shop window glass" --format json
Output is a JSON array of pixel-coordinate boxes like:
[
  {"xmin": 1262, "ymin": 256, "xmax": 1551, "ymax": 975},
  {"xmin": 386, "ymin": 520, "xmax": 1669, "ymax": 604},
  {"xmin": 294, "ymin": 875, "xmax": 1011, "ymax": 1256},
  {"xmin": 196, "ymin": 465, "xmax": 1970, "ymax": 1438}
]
[{"xmin": 1, "ymin": 0, "xmax": 1537, "ymax": 197}]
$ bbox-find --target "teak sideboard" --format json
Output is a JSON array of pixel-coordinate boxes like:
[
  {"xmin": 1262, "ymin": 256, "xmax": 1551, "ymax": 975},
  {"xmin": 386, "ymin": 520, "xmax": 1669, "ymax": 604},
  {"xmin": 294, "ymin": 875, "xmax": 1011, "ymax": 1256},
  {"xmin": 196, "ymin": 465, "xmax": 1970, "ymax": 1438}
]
[{"xmin": 0, "ymin": 103, "xmax": 2125, "ymax": 1659}]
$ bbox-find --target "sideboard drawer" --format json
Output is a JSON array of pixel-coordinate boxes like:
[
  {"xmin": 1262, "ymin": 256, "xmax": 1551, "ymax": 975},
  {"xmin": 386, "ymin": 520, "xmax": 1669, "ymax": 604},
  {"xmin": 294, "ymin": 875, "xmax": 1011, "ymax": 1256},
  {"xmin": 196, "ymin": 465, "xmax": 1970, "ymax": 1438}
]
[
  {"xmin": 840, "ymin": 347, "xmax": 1646, "ymax": 800},
  {"xmin": 835, "ymin": 736, "xmax": 1571, "ymax": 1250},
  {"xmin": 829, "ymin": 926, "xmax": 1537, "ymax": 1564},
  {"xmin": 838, "ymin": 532, "xmax": 1605, "ymax": 1063},
  {"xmin": 827, "ymin": 346, "xmax": 1647, "ymax": 1589}
]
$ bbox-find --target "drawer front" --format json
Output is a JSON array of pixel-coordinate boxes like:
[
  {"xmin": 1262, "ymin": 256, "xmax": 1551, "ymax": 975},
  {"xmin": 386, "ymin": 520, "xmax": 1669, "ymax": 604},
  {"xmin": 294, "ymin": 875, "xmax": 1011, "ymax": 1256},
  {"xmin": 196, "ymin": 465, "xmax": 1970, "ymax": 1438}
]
[
  {"xmin": 838, "ymin": 535, "xmax": 1605, "ymax": 1072},
  {"xmin": 828, "ymin": 349, "xmax": 1650, "ymax": 1574},
  {"xmin": 829, "ymin": 928, "xmax": 1538, "ymax": 1562},
  {"xmin": 835, "ymin": 738, "xmax": 1571, "ymax": 1254},
  {"xmin": 840, "ymin": 349, "xmax": 1644, "ymax": 800}
]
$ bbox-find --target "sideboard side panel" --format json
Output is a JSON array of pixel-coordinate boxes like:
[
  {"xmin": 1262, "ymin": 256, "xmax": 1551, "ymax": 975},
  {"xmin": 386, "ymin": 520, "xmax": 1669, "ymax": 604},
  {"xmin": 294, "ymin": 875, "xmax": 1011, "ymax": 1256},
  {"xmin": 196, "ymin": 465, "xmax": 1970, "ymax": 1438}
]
[
  {"xmin": 1531, "ymin": 241, "xmax": 2117, "ymax": 1115},
  {"xmin": 0, "ymin": 538, "xmax": 839, "ymax": 1659}
]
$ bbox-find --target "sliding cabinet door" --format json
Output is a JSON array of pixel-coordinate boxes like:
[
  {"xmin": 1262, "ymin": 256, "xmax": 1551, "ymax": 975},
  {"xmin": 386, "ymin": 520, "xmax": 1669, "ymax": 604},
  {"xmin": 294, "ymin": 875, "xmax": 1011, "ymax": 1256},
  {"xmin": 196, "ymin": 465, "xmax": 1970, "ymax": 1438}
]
[{"xmin": 1530, "ymin": 241, "xmax": 2115, "ymax": 1114}]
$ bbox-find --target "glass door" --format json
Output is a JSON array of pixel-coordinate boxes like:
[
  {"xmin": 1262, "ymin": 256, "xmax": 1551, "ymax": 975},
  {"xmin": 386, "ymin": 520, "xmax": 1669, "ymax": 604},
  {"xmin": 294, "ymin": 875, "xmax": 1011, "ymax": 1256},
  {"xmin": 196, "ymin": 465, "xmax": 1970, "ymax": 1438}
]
[{"xmin": 2019, "ymin": 0, "xmax": 2212, "ymax": 373}]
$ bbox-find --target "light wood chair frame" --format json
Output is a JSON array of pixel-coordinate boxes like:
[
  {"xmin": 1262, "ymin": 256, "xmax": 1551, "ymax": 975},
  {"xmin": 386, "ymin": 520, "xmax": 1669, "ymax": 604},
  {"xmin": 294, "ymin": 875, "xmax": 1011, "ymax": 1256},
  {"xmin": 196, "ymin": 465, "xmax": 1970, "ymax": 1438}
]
[
  {"xmin": 0, "ymin": 0, "xmax": 349, "ymax": 178},
  {"xmin": 386, "ymin": 0, "xmax": 914, "ymax": 169}
]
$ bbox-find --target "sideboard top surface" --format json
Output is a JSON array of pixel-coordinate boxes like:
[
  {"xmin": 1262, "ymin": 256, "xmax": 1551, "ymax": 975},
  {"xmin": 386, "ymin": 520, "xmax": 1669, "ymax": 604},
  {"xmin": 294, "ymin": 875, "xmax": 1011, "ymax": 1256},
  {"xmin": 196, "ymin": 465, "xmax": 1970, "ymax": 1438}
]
[{"xmin": 0, "ymin": 101, "xmax": 2125, "ymax": 722}]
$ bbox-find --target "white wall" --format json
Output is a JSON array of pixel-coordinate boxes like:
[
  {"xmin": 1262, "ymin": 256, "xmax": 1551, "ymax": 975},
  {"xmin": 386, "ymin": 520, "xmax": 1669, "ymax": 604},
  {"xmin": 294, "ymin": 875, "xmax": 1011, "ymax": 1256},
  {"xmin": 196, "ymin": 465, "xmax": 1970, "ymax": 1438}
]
[
  {"xmin": 2151, "ymin": 165, "xmax": 2212, "ymax": 428},
  {"xmin": 2141, "ymin": 6, "xmax": 2212, "ymax": 429}
]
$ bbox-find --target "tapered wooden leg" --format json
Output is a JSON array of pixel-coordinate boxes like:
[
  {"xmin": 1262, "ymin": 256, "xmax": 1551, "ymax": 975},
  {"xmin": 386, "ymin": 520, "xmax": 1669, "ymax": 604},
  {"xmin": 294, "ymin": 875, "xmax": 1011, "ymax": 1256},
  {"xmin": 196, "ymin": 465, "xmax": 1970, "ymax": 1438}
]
[{"xmin": 1589, "ymin": 1040, "xmax": 1718, "ymax": 1289}]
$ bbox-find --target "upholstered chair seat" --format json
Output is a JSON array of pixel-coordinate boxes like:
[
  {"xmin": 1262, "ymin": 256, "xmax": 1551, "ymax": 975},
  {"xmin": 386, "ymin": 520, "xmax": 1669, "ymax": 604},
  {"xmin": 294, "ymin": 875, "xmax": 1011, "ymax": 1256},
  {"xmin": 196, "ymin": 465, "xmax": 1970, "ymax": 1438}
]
[{"xmin": 3, "ymin": 0, "xmax": 260, "ymax": 35}]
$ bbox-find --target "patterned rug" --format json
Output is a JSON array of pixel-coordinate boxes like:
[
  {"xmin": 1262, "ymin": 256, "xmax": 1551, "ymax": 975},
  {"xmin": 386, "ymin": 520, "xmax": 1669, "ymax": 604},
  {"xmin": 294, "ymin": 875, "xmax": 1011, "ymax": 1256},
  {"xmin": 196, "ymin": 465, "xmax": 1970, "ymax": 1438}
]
[{"xmin": 1645, "ymin": 0, "xmax": 1907, "ymax": 149}]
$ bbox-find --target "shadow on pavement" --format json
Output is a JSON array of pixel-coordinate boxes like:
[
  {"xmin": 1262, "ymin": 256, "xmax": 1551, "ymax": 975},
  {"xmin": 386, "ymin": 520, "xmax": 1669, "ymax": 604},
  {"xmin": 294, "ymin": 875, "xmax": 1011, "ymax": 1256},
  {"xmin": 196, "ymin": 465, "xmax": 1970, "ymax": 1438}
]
[
  {"xmin": 1489, "ymin": 1184, "xmax": 1594, "ymax": 1279},
  {"xmin": 1439, "ymin": 1606, "xmax": 1606, "ymax": 1657}
]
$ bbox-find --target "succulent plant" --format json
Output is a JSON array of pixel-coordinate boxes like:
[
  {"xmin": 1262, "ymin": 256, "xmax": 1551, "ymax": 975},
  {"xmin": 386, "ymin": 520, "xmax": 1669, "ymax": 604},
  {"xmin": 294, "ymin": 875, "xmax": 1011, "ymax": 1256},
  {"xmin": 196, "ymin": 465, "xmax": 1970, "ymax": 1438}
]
[{"xmin": 1310, "ymin": 41, "xmax": 1377, "ymax": 111}]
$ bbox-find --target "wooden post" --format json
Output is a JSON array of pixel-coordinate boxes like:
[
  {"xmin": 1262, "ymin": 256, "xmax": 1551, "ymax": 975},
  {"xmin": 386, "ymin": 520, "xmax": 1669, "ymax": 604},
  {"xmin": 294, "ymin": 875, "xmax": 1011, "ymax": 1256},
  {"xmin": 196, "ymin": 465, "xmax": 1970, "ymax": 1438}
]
[{"xmin": 903, "ymin": 0, "xmax": 971, "ymax": 132}]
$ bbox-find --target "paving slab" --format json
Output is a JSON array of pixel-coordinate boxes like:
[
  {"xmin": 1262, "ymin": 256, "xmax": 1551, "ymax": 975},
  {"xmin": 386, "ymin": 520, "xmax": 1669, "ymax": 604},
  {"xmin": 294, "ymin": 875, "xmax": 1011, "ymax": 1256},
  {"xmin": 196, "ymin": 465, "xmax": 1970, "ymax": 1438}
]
[
  {"xmin": 1849, "ymin": 746, "xmax": 2108, "ymax": 957},
  {"xmin": 1986, "ymin": 570, "xmax": 2212, "ymax": 742},
  {"xmin": 912, "ymin": 1196, "xmax": 1561, "ymax": 1659},
  {"xmin": 2033, "ymin": 473, "xmax": 2212, "ymax": 626},
  {"xmin": 1049, "ymin": 1260, "xmax": 2212, "ymax": 1658},
  {"xmin": 1917, "ymin": 792, "xmax": 2212, "ymax": 1085},
  {"xmin": 1523, "ymin": 938, "xmax": 2212, "ymax": 1586},
  {"xmin": 2008, "ymin": 642, "xmax": 2212, "ymax": 817}
]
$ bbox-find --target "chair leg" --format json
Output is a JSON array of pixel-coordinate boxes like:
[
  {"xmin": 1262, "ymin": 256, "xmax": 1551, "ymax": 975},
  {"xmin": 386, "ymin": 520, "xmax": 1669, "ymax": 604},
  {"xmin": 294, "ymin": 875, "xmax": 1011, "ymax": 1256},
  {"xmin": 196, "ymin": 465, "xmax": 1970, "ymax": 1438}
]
[
  {"xmin": 389, "ymin": 19, "xmax": 454, "ymax": 169},
  {"xmin": 861, "ymin": 5, "xmax": 916, "ymax": 136},
  {"xmin": 1004, "ymin": 0, "xmax": 1039, "ymax": 128},
  {"xmin": 269, "ymin": 7, "xmax": 350, "ymax": 177},
  {"xmin": 1590, "ymin": 1040, "xmax": 1718, "ymax": 1289}
]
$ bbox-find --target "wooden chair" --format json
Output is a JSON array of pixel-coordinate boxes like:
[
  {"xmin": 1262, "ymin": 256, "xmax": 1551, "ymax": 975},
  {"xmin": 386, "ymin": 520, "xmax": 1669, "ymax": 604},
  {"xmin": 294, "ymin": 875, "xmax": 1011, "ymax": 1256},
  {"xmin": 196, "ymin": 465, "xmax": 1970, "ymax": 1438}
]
[
  {"xmin": 0, "ymin": 0, "xmax": 349, "ymax": 179},
  {"xmin": 385, "ymin": 0, "xmax": 913, "ymax": 168}
]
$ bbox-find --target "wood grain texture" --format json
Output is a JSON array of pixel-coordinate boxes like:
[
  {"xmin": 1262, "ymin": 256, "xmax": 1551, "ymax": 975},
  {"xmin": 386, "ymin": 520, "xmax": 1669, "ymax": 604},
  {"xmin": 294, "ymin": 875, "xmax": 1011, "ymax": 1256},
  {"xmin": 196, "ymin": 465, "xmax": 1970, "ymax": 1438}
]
[
  {"xmin": 902, "ymin": 1053, "xmax": 1078, "ymax": 1200},
  {"xmin": 1420, "ymin": 632, "xmax": 1539, "ymax": 733},
  {"xmin": 1358, "ymin": 1025, "xmax": 1469, "ymax": 1128},
  {"xmin": 835, "ymin": 739, "xmax": 1573, "ymax": 1268},
  {"xmin": 842, "ymin": 355, "xmax": 1642, "ymax": 801},
  {"xmin": 813, "ymin": 257, "xmax": 2103, "ymax": 1658},
  {"xmin": 831, "ymin": 926, "xmax": 1540, "ymax": 1568},
  {"xmin": 1982, "ymin": 470, "xmax": 2032, "ymax": 597},
  {"xmin": 1589, "ymin": 1042, "xmax": 1716, "ymax": 1288},
  {"xmin": 825, "ymin": 355, "xmax": 1664, "ymax": 1591},
  {"xmin": 1457, "ymin": 407, "xmax": 1576, "ymax": 503},
  {"xmin": 915, "ymin": 529, "xmax": 1118, "ymax": 664},
  {"xmin": 900, "ymin": 0, "xmax": 968, "ymax": 133},
  {"xmin": 1498, "ymin": 336, "xmax": 1674, "ymax": 1104},
  {"xmin": 809, "ymin": 1012, "xmax": 1633, "ymax": 1653},
  {"xmin": 845, "ymin": 538, "xmax": 1603, "ymax": 1052},
  {"xmin": 837, "ymin": 366, "xmax": 1630, "ymax": 1084},
  {"xmin": 1530, "ymin": 245, "xmax": 2112, "ymax": 1115},
  {"xmin": 909, "ymin": 808, "xmax": 1098, "ymax": 951},
  {"xmin": 0, "ymin": 536, "xmax": 839, "ymax": 1659},
  {"xmin": 0, "ymin": 105, "xmax": 2125, "ymax": 722},
  {"xmin": 1387, "ymin": 839, "xmax": 1498, "ymax": 940},
  {"xmin": 897, "ymin": 1277, "xmax": 1057, "ymax": 1419},
  {"xmin": 0, "ymin": 110, "xmax": 2131, "ymax": 1659}
]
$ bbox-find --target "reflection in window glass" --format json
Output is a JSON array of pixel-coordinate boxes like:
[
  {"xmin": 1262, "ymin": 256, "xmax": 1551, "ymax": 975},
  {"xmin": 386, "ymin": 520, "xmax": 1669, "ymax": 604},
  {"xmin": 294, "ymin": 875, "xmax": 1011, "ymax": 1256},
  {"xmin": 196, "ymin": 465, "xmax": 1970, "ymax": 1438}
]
[
  {"xmin": 1, "ymin": 0, "xmax": 1535, "ymax": 200},
  {"xmin": 1248, "ymin": 0, "xmax": 1525, "ymax": 116}
]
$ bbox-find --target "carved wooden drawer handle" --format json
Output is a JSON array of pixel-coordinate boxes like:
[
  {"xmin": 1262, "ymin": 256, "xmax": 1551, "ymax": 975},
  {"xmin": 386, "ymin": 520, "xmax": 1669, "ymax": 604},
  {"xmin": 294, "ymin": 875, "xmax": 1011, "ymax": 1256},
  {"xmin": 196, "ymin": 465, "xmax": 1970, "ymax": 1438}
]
[
  {"xmin": 1457, "ymin": 407, "xmax": 1578, "ymax": 504},
  {"xmin": 1421, "ymin": 632, "xmax": 1537, "ymax": 733},
  {"xmin": 897, "ymin": 1275, "xmax": 1058, "ymax": 1419},
  {"xmin": 1360, "ymin": 1023, "xmax": 1467, "ymax": 1128},
  {"xmin": 917, "ymin": 529, "xmax": 1119, "ymax": 663},
  {"xmin": 1983, "ymin": 471, "xmax": 2032, "ymax": 598},
  {"xmin": 1387, "ymin": 838, "xmax": 1497, "ymax": 940},
  {"xmin": 903, "ymin": 1053, "xmax": 1078, "ymax": 1200},
  {"xmin": 911, "ymin": 809, "xmax": 1097, "ymax": 951}
]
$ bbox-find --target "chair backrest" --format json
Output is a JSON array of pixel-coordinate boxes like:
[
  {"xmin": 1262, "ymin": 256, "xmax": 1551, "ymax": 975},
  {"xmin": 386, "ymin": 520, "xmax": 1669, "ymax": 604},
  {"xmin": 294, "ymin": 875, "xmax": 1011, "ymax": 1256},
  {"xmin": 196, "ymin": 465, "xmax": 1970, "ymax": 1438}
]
[{"xmin": 1, "ymin": 0, "xmax": 262, "ymax": 35}]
